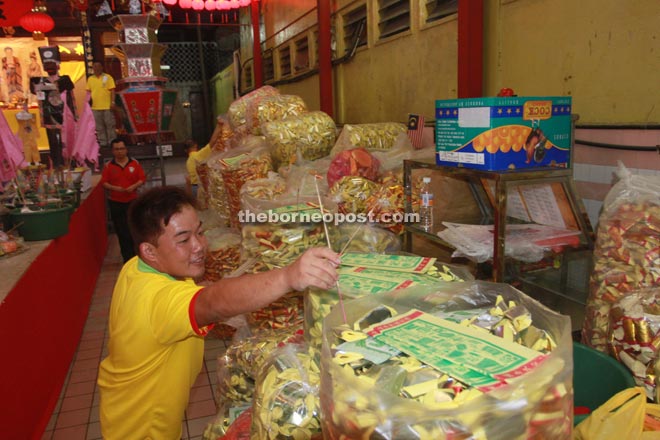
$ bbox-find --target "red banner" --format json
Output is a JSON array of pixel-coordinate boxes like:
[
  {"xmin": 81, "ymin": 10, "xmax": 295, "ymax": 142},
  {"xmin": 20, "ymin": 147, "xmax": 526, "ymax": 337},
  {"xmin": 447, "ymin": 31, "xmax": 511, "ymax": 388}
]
[{"xmin": 0, "ymin": 2, "xmax": 33, "ymax": 27}]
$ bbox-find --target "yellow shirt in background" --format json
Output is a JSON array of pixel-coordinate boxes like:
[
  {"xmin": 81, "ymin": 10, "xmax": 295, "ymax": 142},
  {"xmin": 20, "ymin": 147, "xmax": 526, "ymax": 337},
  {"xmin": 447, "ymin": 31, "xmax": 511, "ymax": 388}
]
[
  {"xmin": 98, "ymin": 258, "xmax": 210, "ymax": 440},
  {"xmin": 186, "ymin": 144, "xmax": 211, "ymax": 185},
  {"xmin": 86, "ymin": 73, "xmax": 116, "ymax": 110}
]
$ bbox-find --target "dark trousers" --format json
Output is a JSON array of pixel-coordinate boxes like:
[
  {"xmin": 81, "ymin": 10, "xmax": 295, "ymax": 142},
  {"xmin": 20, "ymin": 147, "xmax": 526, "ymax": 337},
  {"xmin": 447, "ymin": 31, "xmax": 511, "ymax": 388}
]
[
  {"xmin": 108, "ymin": 200, "xmax": 136, "ymax": 263},
  {"xmin": 46, "ymin": 128, "xmax": 64, "ymax": 168}
]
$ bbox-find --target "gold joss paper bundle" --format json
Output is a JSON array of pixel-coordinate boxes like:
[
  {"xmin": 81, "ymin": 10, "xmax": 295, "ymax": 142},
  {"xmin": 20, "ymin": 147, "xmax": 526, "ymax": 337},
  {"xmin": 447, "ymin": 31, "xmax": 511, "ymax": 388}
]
[
  {"xmin": 583, "ymin": 166, "xmax": 660, "ymax": 352},
  {"xmin": 320, "ymin": 281, "xmax": 573, "ymax": 440}
]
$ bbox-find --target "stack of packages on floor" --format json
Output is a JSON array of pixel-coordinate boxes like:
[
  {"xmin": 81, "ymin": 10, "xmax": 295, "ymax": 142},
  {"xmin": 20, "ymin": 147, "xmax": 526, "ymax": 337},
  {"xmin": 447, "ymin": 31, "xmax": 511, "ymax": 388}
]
[
  {"xmin": 582, "ymin": 163, "xmax": 660, "ymax": 402},
  {"xmin": 321, "ymin": 281, "xmax": 573, "ymax": 440}
]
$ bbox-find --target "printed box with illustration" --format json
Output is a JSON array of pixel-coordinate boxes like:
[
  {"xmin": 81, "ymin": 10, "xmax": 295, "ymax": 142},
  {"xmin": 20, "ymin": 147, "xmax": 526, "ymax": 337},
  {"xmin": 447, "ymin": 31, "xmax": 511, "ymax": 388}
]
[{"xmin": 435, "ymin": 96, "xmax": 572, "ymax": 171}]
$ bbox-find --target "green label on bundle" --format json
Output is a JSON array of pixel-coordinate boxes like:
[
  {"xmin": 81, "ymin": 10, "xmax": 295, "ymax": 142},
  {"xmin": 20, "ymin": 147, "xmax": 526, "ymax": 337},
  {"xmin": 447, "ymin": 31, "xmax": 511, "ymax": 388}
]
[
  {"xmin": 267, "ymin": 202, "xmax": 325, "ymax": 219},
  {"xmin": 338, "ymin": 271, "xmax": 416, "ymax": 294},
  {"xmin": 346, "ymin": 267, "xmax": 443, "ymax": 286},
  {"xmin": 341, "ymin": 253, "xmax": 437, "ymax": 274},
  {"xmin": 365, "ymin": 309, "xmax": 546, "ymax": 391},
  {"xmin": 336, "ymin": 338, "xmax": 401, "ymax": 365}
]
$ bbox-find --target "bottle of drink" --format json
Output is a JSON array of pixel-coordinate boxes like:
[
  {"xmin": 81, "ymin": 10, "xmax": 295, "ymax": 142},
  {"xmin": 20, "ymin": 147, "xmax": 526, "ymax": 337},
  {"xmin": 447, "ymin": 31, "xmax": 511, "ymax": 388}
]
[{"xmin": 419, "ymin": 176, "xmax": 434, "ymax": 231}]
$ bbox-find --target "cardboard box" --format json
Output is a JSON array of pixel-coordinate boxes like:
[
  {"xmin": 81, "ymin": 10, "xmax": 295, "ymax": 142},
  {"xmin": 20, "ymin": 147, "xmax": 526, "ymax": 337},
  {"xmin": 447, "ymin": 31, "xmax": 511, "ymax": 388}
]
[{"xmin": 435, "ymin": 96, "xmax": 572, "ymax": 171}]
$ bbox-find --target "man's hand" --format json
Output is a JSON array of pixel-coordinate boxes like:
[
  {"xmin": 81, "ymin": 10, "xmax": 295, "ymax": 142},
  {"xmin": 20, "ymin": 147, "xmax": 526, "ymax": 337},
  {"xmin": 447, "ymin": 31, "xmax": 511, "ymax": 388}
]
[{"xmin": 284, "ymin": 247, "xmax": 340, "ymax": 291}]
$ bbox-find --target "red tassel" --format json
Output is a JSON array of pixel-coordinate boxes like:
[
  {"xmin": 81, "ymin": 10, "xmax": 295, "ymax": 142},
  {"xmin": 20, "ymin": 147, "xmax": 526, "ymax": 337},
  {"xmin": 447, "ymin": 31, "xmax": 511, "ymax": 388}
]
[{"xmin": 185, "ymin": 12, "xmax": 189, "ymax": 24}]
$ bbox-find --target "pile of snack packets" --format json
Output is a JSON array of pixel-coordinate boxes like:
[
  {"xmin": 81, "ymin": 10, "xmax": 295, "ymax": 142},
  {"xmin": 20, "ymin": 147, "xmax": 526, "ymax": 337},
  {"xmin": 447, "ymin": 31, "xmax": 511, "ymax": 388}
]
[{"xmin": 583, "ymin": 167, "xmax": 660, "ymax": 353}]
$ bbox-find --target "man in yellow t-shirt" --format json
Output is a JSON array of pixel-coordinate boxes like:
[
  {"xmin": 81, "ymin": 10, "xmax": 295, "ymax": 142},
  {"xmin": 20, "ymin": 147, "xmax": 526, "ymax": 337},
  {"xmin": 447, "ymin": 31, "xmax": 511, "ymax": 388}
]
[
  {"xmin": 86, "ymin": 61, "xmax": 116, "ymax": 147},
  {"xmin": 97, "ymin": 186, "xmax": 339, "ymax": 439},
  {"xmin": 184, "ymin": 139, "xmax": 211, "ymax": 198}
]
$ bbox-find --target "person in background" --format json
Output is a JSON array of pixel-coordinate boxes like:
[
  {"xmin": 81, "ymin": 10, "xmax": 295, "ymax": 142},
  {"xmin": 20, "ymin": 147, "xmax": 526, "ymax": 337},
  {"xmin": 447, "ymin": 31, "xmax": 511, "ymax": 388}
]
[
  {"xmin": 97, "ymin": 186, "xmax": 340, "ymax": 439},
  {"xmin": 100, "ymin": 138, "xmax": 145, "ymax": 263},
  {"xmin": 184, "ymin": 139, "xmax": 210, "ymax": 198},
  {"xmin": 34, "ymin": 60, "xmax": 75, "ymax": 168},
  {"xmin": 86, "ymin": 61, "xmax": 116, "ymax": 148}
]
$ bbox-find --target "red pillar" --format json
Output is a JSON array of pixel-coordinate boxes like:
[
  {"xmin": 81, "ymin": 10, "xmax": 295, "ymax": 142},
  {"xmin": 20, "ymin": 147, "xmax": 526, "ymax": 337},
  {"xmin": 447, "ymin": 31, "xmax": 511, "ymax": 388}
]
[
  {"xmin": 251, "ymin": 1, "xmax": 263, "ymax": 88},
  {"xmin": 317, "ymin": 0, "xmax": 333, "ymax": 117},
  {"xmin": 457, "ymin": 0, "xmax": 483, "ymax": 98}
]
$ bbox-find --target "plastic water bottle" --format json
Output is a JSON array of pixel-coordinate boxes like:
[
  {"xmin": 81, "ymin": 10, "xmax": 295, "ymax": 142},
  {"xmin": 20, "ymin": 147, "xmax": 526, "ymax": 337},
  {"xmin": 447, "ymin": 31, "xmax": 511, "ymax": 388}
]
[{"xmin": 419, "ymin": 176, "xmax": 434, "ymax": 231}]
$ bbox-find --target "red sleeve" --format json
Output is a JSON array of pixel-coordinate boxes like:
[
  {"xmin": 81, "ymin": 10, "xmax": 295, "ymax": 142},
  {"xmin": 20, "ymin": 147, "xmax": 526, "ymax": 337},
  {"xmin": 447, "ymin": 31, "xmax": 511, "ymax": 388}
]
[
  {"xmin": 188, "ymin": 288, "xmax": 215, "ymax": 336},
  {"xmin": 99, "ymin": 164, "xmax": 110, "ymax": 185},
  {"xmin": 136, "ymin": 161, "xmax": 146, "ymax": 182}
]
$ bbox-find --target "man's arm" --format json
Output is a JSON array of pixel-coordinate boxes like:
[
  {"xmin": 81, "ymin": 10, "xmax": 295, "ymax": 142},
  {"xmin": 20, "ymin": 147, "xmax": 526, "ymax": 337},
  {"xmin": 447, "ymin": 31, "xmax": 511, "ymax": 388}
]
[{"xmin": 194, "ymin": 247, "xmax": 340, "ymax": 327}]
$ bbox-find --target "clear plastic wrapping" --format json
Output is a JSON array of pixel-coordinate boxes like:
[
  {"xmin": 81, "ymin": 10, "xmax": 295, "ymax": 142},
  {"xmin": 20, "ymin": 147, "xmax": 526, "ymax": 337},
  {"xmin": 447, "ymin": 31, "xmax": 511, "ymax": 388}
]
[
  {"xmin": 209, "ymin": 116, "xmax": 234, "ymax": 153},
  {"xmin": 329, "ymin": 176, "xmax": 378, "ymax": 214},
  {"xmin": 583, "ymin": 163, "xmax": 660, "ymax": 352},
  {"xmin": 328, "ymin": 223, "xmax": 402, "ymax": 254},
  {"xmin": 205, "ymin": 152, "xmax": 231, "ymax": 221},
  {"xmin": 246, "ymin": 94, "xmax": 307, "ymax": 135},
  {"xmin": 330, "ymin": 122, "xmax": 407, "ymax": 156},
  {"xmin": 214, "ymin": 326, "xmax": 305, "ymax": 438},
  {"xmin": 241, "ymin": 223, "xmax": 326, "ymax": 269},
  {"xmin": 216, "ymin": 137, "xmax": 274, "ymax": 228},
  {"xmin": 319, "ymin": 282, "xmax": 573, "ymax": 439},
  {"xmin": 251, "ymin": 342, "xmax": 322, "ymax": 440},
  {"xmin": 609, "ymin": 290, "xmax": 660, "ymax": 401},
  {"xmin": 227, "ymin": 85, "xmax": 279, "ymax": 130},
  {"xmin": 327, "ymin": 147, "xmax": 380, "ymax": 188},
  {"xmin": 203, "ymin": 227, "xmax": 242, "ymax": 282},
  {"xmin": 262, "ymin": 111, "xmax": 337, "ymax": 170},
  {"xmin": 239, "ymin": 172, "xmax": 287, "ymax": 214}
]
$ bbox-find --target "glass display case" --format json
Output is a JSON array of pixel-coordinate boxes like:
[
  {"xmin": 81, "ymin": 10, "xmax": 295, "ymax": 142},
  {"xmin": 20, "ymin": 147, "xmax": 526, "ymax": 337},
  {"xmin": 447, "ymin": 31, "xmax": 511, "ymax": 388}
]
[{"xmin": 403, "ymin": 158, "xmax": 594, "ymax": 305}]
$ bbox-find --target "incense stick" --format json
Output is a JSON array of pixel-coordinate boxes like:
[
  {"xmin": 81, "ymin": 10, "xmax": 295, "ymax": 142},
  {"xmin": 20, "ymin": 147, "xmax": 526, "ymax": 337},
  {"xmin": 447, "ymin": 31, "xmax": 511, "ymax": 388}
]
[{"xmin": 313, "ymin": 174, "xmax": 347, "ymax": 324}]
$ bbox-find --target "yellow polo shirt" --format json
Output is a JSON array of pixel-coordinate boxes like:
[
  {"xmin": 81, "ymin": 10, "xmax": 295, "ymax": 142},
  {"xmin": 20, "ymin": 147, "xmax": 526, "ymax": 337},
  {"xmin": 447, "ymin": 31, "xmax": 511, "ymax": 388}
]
[
  {"xmin": 186, "ymin": 144, "xmax": 211, "ymax": 185},
  {"xmin": 86, "ymin": 73, "xmax": 116, "ymax": 110},
  {"xmin": 98, "ymin": 258, "xmax": 212, "ymax": 440}
]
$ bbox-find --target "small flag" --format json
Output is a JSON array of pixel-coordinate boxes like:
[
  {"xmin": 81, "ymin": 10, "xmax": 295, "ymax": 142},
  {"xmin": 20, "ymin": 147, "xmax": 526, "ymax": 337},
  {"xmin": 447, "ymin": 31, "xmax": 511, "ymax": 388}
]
[{"xmin": 407, "ymin": 114, "xmax": 425, "ymax": 149}]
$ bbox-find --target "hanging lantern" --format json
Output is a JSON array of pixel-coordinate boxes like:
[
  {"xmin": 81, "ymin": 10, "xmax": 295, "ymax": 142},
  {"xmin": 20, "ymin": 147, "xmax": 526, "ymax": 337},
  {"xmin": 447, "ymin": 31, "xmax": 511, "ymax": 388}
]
[
  {"xmin": 217, "ymin": 0, "xmax": 231, "ymax": 10},
  {"xmin": 239, "ymin": 0, "xmax": 250, "ymax": 6},
  {"xmin": 179, "ymin": 0, "xmax": 193, "ymax": 8},
  {"xmin": 229, "ymin": 0, "xmax": 240, "ymax": 9},
  {"xmin": 204, "ymin": 0, "xmax": 216, "ymax": 10},
  {"xmin": 163, "ymin": 0, "xmax": 177, "ymax": 5},
  {"xmin": 192, "ymin": 0, "xmax": 205, "ymax": 10},
  {"xmin": 19, "ymin": 11, "xmax": 55, "ymax": 40}
]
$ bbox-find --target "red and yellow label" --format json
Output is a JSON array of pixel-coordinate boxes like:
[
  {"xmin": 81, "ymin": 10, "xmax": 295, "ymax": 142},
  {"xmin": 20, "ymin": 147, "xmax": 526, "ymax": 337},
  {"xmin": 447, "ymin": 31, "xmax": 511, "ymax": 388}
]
[{"xmin": 523, "ymin": 100, "xmax": 553, "ymax": 121}]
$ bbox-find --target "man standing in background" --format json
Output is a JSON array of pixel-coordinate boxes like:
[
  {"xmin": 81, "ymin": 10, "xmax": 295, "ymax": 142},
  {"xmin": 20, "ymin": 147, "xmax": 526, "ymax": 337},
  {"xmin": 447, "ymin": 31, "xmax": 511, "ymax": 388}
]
[
  {"xmin": 86, "ymin": 61, "xmax": 116, "ymax": 148},
  {"xmin": 101, "ymin": 138, "xmax": 145, "ymax": 263}
]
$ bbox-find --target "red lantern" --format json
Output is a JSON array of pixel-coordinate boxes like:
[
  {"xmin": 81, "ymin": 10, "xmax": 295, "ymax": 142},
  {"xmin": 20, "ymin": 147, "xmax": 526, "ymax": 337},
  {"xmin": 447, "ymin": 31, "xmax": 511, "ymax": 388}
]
[
  {"xmin": 19, "ymin": 12, "xmax": 55, "ymax": 36},
  {"xmin": 163, "ymin": 0, "xmax": 177, "ymax": 4},
  {"xmin": 192, "ymin": 0, "xmax": 204, "ymax": 10},
  {"xmin": 179, "ymin": 0, "xmax": 193, "ymax": 8}
]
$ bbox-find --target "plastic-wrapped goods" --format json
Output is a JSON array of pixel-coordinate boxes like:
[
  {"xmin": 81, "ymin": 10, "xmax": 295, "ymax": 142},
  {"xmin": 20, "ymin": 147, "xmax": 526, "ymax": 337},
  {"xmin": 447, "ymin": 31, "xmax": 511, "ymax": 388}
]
[
  {"xmin": 330, "ymin": 122, "xmax": 407, "ymax": 156},
  {"xmin": 209, "ymin": 116, "xmax": 235, "ymax": 152},
  {"xmin": 205, "ymin": 154, "xmax": 231, "ymax": 220},
  {"xmin": 327, "ymin": 147, "xmax": 381, "ymax": 188},
  {"xmin": 248, "ymin": 291, "xmax": 305, "ymax": 332},
  {"xmin": 304, "ymin": 254, "xmax": 470, "ymax": 350},
  {"xmin": 280, "ymin": 157, "xmax": 332, "ymax": 200},
  {"xmin": 364, "ymin": 183, "xmax": 406, "ymax": 235},
  {"xmin": 371, "ymin": 133, "xmax": 430, "ymax": 174},
  {"xmin": 251, "ymin": 343, "xmax": 321, "ymax": 440},
  {"xmin": 609, "ymin": 290, "xmax": 660, "ymax": 401},
  {"xmin": 195, "ymin": 160, "xmax": 210, "ymax": 210},
  {"xmin": 329, "ymin": 176, "xmax": 378, "ymax": 214},
  {"xmin": 319, "ymin": 281, "xmax": 573, "ymax": 440},
  {"xmin": 328, "ymin": 223, "xmax": 401, "ymax": 254},
  {"xmin": 228, "ymin": 85, "xmax": 279, "ymax": 130},
  {"xmin": 203, "ymin": 227, "xmax": 242, "ymax": 282},
  {"xmin": 239, "ymin": 172, "xmax": 287, "ymax": 214},
  {"xmin": 216, "ymin": 139, "xmax": 273, "ymax": 228},
  {"xmin": 262, "ymin": 111, "xmax": 337, "ymax": 170},
  {"xmin": 198, "ymin": 209, "xmax": 229, "ymax": 231},
  {"xmin": 246, "ymin": 94, "xmax": 307, "ymax": 135},
  {"xmin": 213, "ymin": 326, "xmax": 305, "ymax": 439},
  {"xmin": 242, "ymin": 223, "xmax": 326, "ymax": 269},
  {"xmin": 582, "ymin": 163, "xmax": 660, "ymax": 352}
]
